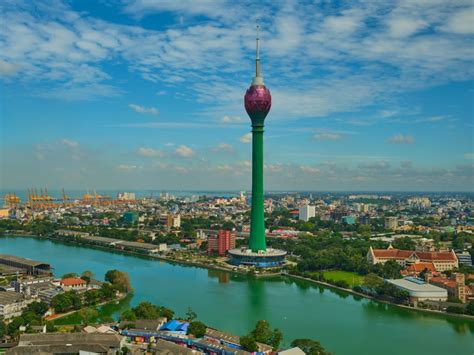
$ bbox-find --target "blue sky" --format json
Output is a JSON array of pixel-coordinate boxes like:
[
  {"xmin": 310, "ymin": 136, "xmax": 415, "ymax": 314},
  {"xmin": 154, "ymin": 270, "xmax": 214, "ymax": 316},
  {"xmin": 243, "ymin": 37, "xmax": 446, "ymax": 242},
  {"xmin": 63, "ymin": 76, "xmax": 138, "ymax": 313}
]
[{"xmin": 1, "ymin": 0, "xmax": 473, "ymax": 191}]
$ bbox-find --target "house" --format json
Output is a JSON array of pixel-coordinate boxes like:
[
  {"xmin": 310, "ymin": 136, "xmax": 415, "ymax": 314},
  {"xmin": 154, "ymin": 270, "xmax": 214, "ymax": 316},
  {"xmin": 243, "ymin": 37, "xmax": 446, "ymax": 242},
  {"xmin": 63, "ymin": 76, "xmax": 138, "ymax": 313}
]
[
  {"xmin": 367, "ymin": 246, "xmax": 458, "ymax": 271},
  {"xmin": 60, "ymin": 277, "xmax": 87, "ymax": 290}
]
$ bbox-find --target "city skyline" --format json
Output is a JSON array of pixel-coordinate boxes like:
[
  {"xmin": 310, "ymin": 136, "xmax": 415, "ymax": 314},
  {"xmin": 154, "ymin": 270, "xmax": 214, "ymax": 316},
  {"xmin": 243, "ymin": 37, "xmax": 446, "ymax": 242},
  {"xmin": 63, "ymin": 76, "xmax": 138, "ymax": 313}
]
[{"xmin": 1, "ymin": 0, "xmax": 473, "ymax": 191}]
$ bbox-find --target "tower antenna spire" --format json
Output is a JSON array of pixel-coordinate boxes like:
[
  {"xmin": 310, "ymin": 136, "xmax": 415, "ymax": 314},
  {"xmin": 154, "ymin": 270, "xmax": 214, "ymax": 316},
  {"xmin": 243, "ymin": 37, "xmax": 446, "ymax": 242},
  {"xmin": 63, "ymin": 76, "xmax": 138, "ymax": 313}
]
[
  {"xmin": 252, "ymin": 24, "xmax": 264, "ymax": 86},
  {"xmin": 256, "ymin": 25, "xmax": 260, "ymax": 76}
]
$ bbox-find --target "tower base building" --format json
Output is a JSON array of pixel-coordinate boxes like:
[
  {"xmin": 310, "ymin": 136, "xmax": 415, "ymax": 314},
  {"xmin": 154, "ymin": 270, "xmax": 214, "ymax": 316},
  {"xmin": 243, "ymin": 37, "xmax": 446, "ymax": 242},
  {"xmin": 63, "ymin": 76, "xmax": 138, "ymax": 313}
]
[{"xmin": 228, "ymin": 248, "xmax": 286, "ymax": 268}]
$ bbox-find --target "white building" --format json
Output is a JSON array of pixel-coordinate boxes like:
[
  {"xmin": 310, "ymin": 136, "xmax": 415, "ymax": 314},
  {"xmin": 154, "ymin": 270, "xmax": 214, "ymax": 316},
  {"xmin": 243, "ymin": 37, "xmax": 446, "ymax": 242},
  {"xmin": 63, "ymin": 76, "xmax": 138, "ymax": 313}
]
[
  {"xmin": 0, "ymin": 292, "xmax": 34, "ymax": 319},
  {"xmin": 385, "ymin": 217, "xmax": 398, "ymax": 230},
  {"xmin": 299, "ymin": 205, "xmax": 316, "ymax": 222},
  {"xmin": 386, "ymin": 277, "xmax": 448, "ymax": 302},
  {"xmin": 117, "ymin": 192, "xmax": 136, "ymax": 201}
]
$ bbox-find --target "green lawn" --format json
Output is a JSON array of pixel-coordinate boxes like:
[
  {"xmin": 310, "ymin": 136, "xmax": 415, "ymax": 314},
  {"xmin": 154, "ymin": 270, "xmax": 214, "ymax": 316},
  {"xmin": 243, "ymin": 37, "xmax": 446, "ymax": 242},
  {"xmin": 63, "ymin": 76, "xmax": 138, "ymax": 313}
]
[{"xmin": 323, "ymin": 271, "xmax": 364, "ymax": 287}]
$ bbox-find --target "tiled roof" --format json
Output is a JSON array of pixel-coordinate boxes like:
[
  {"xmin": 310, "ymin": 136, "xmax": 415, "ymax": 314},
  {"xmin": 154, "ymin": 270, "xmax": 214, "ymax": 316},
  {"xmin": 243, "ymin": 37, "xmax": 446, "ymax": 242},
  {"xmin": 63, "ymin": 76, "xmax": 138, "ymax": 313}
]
[
  {"xmin": 372, "ymin": 248, "xmax": 456, "ymax": 261},
  {"xmin": 60, "ymin": 277, "xmax": 86, "ymax": 286},
  {"xmin": 406, "ymin": 262, "xmax": 436, "ymax": 272}
]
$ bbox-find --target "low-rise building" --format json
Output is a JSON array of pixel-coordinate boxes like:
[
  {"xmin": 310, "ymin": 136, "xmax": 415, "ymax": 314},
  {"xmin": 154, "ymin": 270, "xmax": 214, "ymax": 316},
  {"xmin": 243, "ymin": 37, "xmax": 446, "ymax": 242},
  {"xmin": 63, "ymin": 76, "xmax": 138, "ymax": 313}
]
[
  {"xmin": 0, "ymin": 292, "xmax": 34, "ymax": 319},
  {"xmin": 367, "ymin": 246, "xmax": 458, "ymax": 271},
  {"xmin": 60, "ymin": 277, "xmax": 87, "ymax": 290},
  {"xmin": 426, "ymin": 272, "xmax": 469, "ymax": 303},
  {"xmin": 386, "ymin": 277, "xmax": 448, "ymax": 303}
]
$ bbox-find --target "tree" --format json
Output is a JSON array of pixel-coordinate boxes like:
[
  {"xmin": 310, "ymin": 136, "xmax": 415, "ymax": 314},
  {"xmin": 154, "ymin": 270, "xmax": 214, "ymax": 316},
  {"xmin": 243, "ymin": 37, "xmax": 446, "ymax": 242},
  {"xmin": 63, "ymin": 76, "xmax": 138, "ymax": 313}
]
[
  {"xmin": 291, "ymin": 338, "xmax": 329, "ymax": 355},
  {"xmin": 133, "ymin": 302, "xmax": 160, "ymax": 319},
  {"xmin": 99, "ymin": 283, "xmax": 116, "ymax": 300},
  {"xmin": 466, "ymin": 301, "xmax": 474, "ymax": 316},
  {"xmin": 81, "ymin": 270, "xmax": 94, "ymax": 284},
  {"xmin": 61, "ymin": 272, "xmax": 78, "ymax": 279},
  {"xmin": 446, "ymin": 306, "xmax": 464, "ymax": 314},
  {"xmin": 120, "ymin": 309, "xmax": 137, "ymax": 321},
  {"xmin": 187, "ymin": 321, "xmax": 206, "ymax": 338},
  {"xmin": 105, "ymin": 270, "xmax": 133, "ymax": 293},
  {"xmin": 45, "ymin": 321, "xmax": 56, "ymax": 333},
  {"xmin": 250, "ymin": 320, "xmax": 273, "ymax": 344},
  {"xmin": 51, "ymin": 291, "xmax": 82, "ymax": 313},
  {"xmin": 241, "ymin": 320, "xmax": 283, "ymax": 351},
  {"xmin": 186, "ymin": 307, "xmax": 197, "ymax": 322},
  {"xmin": 6, "ymin": 317, "xmax": 24, "ymax": 337},
  {"xmin": 25, "ymin": 301, "xmax": 49, "ymax": 317},
  {"xmin": 84, "ymin": 289, "xmax": 101, "ymax": 305},
  {"xmin": 381, "ymin": 260, "xmax": 402, "ymax": 279},
  {"xmin": 79, "ymin": 308, "xmax": 98, "ymax": 325},
  {"xmin": 240, "ymin": 334, "xmax": 258, "ymax": 352},
  {"xmin": 363, "ymin": 273, "xmax": 384, "ymax": 290},
  {"xmin": 0, "ymin": 321, "xmax": 5, "ymax": 338},
  {"xmin": 270, "ymin": 328, "xmax": 283, "ymax": 350}
]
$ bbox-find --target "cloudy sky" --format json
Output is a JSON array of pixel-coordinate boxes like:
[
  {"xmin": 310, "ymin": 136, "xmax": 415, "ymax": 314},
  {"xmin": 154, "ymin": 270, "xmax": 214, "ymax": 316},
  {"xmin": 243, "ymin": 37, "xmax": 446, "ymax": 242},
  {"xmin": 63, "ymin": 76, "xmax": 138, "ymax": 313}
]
[{"xmin": 1, "ymin": 0, "xmax": 473, "ymax": 191}]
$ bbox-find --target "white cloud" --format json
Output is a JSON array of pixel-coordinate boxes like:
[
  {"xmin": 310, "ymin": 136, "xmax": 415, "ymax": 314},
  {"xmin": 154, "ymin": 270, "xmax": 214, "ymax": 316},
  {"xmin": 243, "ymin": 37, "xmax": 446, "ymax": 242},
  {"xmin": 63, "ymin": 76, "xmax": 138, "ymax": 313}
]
[
  {"xmin": 117, "ymin": 164, "xmax": 138, "ymax": 171},
  {"xmin": 300, "ymin": 166, "xmax": 320, "ymax": 174},
  {"xmin": 239, "ymin": 133, "xmax": 252, "ymax": 143},
  {"xmin": 175, "ymin": 145, "xmax": 195, "ymax": 157},
  {"xmin": 212, "ymin": 143, "xmax": 235, "ymax": 154},
  {"xmin": 129, "ymin": 104, "xmax": 159, "ymax": 115},
  {"xmin": 464, "ymin": 153, "xmax": 474, "ymax": 160},
  {"xmin": 0, "ymin": 60, "xmax": 18, "ymax": 75},
  {"xmin": 313, "ymin": 132, "xmax": 343, "ymax": 141},
  {"xmin": 136, "ymin": 147, "xmax": 164, "ymax": 157},
  {"xmin": 220, "ymin": 115, "xmax": 245, "ymax": 124},
  {"xmin": 442, "ymin": 8, "xmax": 474, "ymax": 34},
  {"xmin": 61, "ymin": 139, "xmax": 79, "ymax": 148},
  {"xmin": 387, "ymin": 17, "xmax": 427, "ymax": 38},
  {"xmin": 388, "ymin": 134, "xmax": 415, "ymax": 144}
]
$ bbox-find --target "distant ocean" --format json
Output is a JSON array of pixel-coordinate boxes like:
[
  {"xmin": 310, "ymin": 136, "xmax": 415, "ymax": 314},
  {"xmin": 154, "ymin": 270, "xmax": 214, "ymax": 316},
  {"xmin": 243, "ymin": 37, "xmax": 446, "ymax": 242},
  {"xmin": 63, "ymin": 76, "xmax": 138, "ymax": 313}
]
[
  {"xmin": 0, "ymin": 189, "xmax": 243, "ymax": 201},
  {"xmin": 1, "ymin": 189, "xmax": 471, "ymax": 202}
]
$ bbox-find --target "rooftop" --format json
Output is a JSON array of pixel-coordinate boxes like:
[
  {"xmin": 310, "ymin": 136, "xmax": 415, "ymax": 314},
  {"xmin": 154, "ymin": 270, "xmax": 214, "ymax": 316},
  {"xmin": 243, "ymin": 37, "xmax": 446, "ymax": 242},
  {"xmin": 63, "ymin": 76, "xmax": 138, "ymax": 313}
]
[
  {"xmin": 228, "ymin": 248, "xmax": 287, "ymax": 257},
  {"xmin": 386, "ymin": 278, "xmax": 448, "ymax": 293},
  {"xmin": 60, "ymin": 277, "xmax": 86, "ymax": 286},
  {"xmin": 0, "ymin": 254, "xmax": 50, "ymax": 268}
]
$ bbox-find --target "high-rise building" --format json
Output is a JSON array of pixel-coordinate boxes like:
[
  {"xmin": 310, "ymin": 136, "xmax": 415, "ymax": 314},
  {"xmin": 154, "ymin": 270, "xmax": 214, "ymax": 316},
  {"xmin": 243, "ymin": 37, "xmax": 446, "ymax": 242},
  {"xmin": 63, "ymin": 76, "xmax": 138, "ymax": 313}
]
[
  {"xmin": 228, "ymin": 27, "xmax": 286, "ymax": 268},
  {"xmin": 118, "ymin": 192, "xmax": 136, "ymax": 201},
  {"xmin": 385, "ymin": 217, "xmax": 398, "ymax": 230},
  {"xmin": 299, "ymin": 205, "xmax": 316, "ymax": 221},
  {"xmin": 208, "ymin": 230, "xmax": 236, "ymax": 256}
]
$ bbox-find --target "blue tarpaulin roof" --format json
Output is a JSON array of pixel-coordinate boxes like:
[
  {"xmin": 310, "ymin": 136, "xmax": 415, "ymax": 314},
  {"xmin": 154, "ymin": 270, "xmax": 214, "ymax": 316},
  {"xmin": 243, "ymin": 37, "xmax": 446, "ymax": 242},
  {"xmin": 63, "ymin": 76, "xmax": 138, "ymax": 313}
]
[{"xmin": 160, "ymin": 320, "xmax": 189, "ymax": 332}]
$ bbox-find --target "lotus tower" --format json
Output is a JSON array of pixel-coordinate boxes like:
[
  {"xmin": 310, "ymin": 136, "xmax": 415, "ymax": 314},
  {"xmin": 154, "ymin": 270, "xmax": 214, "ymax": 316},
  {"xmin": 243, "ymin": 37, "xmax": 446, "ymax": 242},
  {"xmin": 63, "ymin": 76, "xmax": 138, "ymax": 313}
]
[{"xmin": 228, "ymin": 27, "xmax": 286, "ymax": 268}]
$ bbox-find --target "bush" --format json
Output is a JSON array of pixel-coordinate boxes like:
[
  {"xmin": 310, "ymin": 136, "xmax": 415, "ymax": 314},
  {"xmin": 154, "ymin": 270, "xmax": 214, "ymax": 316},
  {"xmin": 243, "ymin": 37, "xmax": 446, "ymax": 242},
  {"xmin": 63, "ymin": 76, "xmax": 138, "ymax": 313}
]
[
  {"xmin": 446, "ymin": 306, "xmax": 464, "ymax": 314},
  {"xmin": 187, "ymin": 321, "xmax": 206, "ymax": 338}
]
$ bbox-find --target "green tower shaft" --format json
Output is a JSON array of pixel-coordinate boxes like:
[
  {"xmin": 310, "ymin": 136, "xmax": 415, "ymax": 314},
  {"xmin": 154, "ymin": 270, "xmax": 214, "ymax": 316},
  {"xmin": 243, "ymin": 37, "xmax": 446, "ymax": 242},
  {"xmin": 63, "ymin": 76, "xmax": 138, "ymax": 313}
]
[{"xmin": 249, "ymin": 124, "xmax": 266, "ymax": 252}]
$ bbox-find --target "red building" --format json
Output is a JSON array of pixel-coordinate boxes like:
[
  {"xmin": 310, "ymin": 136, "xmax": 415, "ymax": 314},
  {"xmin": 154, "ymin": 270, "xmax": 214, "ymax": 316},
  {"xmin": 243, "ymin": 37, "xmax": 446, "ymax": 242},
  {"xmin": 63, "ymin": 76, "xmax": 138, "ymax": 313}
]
[{"xmin": 207, "ymin": 230, "xmax": 235, "ymax": 256}]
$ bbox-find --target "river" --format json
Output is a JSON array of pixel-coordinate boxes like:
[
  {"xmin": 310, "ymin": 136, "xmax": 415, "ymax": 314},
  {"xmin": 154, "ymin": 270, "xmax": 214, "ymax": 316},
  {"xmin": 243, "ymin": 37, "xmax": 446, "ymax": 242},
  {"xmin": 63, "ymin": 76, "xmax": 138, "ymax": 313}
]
[{"xmin": 0, "ymin": 236, "xmax": 473, "ymax": 355}]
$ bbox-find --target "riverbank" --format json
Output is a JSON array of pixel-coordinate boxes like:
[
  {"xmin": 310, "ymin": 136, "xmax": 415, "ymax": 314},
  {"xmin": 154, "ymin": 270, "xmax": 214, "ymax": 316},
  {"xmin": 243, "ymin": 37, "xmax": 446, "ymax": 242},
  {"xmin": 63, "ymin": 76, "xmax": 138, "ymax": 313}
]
[
  {"xmin": 3, "ymin": 233, "xmax": 473, "ymax": 321},
  {"xmin": 2, "ymin": 233, "xmax": 282, "ymax": 278},
  {"xmin": 286, "ymin": 273, "xmax": 474, "ymax": 321}
]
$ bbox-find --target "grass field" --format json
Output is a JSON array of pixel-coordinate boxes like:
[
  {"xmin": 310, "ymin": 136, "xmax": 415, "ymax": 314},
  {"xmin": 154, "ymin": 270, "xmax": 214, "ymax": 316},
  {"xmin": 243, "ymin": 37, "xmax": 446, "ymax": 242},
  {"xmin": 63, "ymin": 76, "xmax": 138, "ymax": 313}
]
[{"xmin": 323, "ymin": 271, "xmax": 364, "ymax": 287}]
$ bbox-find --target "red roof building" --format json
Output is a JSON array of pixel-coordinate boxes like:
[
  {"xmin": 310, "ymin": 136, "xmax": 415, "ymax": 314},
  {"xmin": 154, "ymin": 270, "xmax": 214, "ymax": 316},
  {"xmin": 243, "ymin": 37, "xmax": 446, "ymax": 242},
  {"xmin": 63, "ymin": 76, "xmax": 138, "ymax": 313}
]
[
  {"xmin": 367, "ymin": 246, "xmax": 458, "ymax": 272},
  {"xmin": 60, "ymin": 277, "xmax": 87, "ymax": 289}
]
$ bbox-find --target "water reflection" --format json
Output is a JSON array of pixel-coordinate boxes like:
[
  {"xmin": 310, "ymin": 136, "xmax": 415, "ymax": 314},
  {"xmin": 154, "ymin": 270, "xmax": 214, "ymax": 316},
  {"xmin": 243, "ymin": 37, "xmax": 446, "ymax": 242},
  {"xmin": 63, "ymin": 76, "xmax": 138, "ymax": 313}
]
[
  {"xmin": 207, "ymin": 269, "xmax": 230, "ymax": 284},
  {"xmin": 362, "ymin": 301, "xmax": 474, "ymax": 335}
]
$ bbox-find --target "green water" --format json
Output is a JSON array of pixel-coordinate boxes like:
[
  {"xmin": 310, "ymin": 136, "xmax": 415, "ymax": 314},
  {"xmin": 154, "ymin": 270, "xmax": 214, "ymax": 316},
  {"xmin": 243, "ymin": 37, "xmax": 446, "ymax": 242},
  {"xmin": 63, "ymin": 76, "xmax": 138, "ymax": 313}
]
[{"xmin": 1, "ymin": 236, "xmax": 473, "ymax": 355}]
